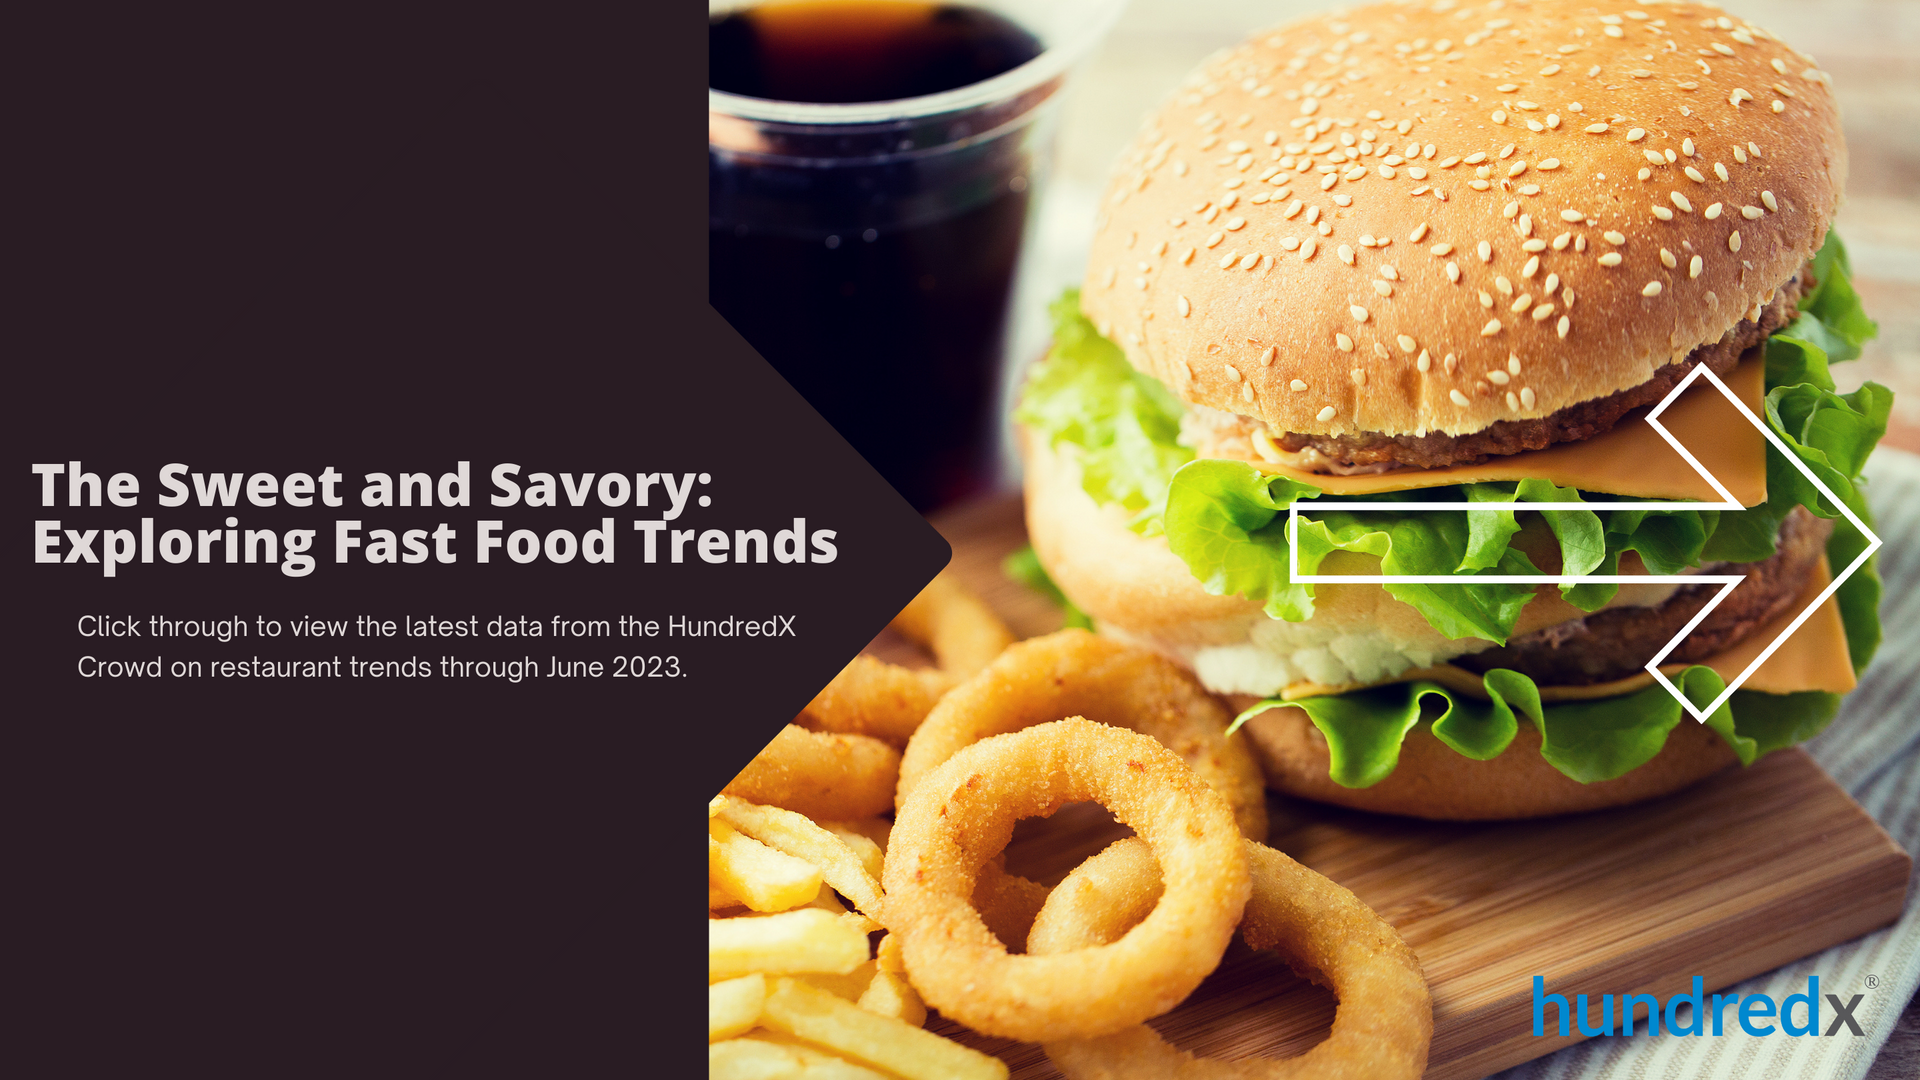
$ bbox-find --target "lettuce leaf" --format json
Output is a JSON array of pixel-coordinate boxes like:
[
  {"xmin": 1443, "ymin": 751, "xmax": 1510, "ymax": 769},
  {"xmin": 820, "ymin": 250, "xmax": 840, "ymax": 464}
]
[
  {"xmin": 1002, "ymin": 544, "xmax": 1093, "ymax": 630},
  {"xmin": 1014, "ymin": 290, "xmax": 1190, "ymax": 527},
  {"xmin": 1232, "ymin": 666, "xmax": 1841, "ymax": 788}
]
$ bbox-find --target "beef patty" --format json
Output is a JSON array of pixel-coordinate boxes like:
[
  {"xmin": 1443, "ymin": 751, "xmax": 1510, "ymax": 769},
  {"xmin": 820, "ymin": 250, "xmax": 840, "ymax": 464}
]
[
  {"xmin": 1258, "ymin": 269, "xmax": 1807, "ymax": 472},
  {"xmin": 1452, "ymin": 506, "xmax": 1831, "ymax": 686}
]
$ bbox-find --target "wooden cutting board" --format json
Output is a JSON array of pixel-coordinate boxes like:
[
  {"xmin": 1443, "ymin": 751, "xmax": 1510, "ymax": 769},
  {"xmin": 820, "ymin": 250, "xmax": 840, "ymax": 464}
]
[{"xmin": 872, "ymin": 495, "xmax": 1912, "ymax": 1080}]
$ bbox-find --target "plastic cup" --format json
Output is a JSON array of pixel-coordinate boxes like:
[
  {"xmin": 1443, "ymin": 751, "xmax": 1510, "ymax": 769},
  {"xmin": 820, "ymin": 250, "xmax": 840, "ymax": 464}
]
[{"xmin": 709, "ymin": 0, "xmax": 1126, "ymax": 511}]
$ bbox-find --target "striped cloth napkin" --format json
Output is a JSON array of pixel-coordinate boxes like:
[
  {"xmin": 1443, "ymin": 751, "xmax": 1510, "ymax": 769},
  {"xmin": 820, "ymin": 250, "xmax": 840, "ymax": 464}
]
[{"xmin": 1493, "ymin": 447, "xmax": 1920, "ymax": 1080}]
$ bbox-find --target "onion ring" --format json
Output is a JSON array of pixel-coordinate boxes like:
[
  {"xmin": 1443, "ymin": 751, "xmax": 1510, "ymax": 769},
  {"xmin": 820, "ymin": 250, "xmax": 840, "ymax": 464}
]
[
  {"xmin": 799, "ymin": 656, "xmax": 955, "ymax": 746},
  {"xmin": 897, "ymin": 629, "xmax": 1269, "ymax": 840},
  {"xmin": 881, "ymin": 718, "xmax": 1251, "ymax": 1042},
  {"xmin": 798, "ymin": 573, "xmax": 1013, "ymax": 744},
  {"xmin": 1030, "ymin": 837, "xmax": 1433, "ymax": 1080},
  {"xmin": 969, "ymin": 853, "xmax": 1054, "ymax": 952},
  {"xmin": 723, "ymin": 725, "xmax": 899, "ymax": 820},
  {"xmin": 890, "ymin": 571, "xmax": 1017, "ymax": 680}
]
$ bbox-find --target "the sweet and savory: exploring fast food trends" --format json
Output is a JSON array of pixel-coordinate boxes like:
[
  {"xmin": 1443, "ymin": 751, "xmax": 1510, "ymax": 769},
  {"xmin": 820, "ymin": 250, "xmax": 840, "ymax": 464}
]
[
  {"xmin": 883, "ymin": 718, "xmax": 1253, "ymax": 1043},
  {"xmin": 1030, "ymin": 838, "xmax": 1433, "ymax": 1080},
  {"xmin": 1017, "ymin": 0, "xmax": 1889, "ymax": 817},
  {"xmin": 897, "ymin": 629, "xmax": 1269, "ymax": 840}
]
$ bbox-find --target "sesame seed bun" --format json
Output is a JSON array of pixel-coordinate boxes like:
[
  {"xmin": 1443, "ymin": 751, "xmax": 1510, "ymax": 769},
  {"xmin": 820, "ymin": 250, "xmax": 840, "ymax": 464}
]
[{"xmin": 1081, "ymin": 0, "xmax": 1843, "ymax": 440}]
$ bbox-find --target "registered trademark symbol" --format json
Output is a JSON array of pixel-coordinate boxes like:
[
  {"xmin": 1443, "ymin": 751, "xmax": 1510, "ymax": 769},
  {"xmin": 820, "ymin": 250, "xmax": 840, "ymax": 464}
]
[{"xmin": 1865, "ymin": 974, "xmax": 1879, "ymax": 990}]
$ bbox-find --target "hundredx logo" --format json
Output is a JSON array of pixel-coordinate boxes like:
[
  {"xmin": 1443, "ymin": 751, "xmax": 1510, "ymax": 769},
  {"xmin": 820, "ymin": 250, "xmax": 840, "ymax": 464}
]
[
  {"xmin": 1532, "ymin": 976, "xmax": 1869, "ymax": 1038},
  {"xmin": 1285, "ymin": 364, "xmax": 1883, "ymax": 722}
]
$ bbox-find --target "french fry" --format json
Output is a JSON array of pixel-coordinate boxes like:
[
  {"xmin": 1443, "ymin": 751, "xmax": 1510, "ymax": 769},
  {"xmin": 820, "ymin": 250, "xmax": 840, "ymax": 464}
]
[
  {"xmin": 795, "ymin": 959, "xmax": 876, "ymax": 1002},
  {"xmin": 709, "ymin": 1036, "xmax": 893, "ymax": 1080},
  {"xmin": 709, "ymin": 908, "xmax": 870, "ymax": 982},
  {"xmin": 709, "ymin": 973, "xmax": 766, "ymax": 1042},
  {"xmin": 822, "ymin": 817, "xmax": 890, "ymax": 857},
  {"xmin": 875, "ymin": 932, "xmax": 905, "ymax": 974},
  {"xmin": 820, "ymin": 823, "xmax": 884, "ymax": 880},
  {"xmin": 710, "ymin": 819, "xmax": 822, "ymax": 912},
  {"xmin": 714, "ymin": 797, "xmax": 883, "ymax": 919},
  {"xmin": 710, "ymin": 879, "xmax": 744, "ymax": 911},
  {"xmin": 857, "ymin": 969, "xmax": 926, "ymax": 1027},
  {"xmin": 761, "ymin": 977, "xmax": 1009, "ymax": 1080}
]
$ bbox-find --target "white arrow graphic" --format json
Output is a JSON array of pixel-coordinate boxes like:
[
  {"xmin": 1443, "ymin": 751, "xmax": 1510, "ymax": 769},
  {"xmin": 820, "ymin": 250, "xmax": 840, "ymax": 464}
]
[{"xmin": 1287, "ymin": 362, "xmax": 1881, "ymax": 722}]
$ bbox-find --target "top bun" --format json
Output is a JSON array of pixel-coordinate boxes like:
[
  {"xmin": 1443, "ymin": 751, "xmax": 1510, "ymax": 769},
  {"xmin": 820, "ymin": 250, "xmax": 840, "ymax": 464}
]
[{"xmin": 1081, "ymin": 1, "xmax": 1843, "ymax": 439}]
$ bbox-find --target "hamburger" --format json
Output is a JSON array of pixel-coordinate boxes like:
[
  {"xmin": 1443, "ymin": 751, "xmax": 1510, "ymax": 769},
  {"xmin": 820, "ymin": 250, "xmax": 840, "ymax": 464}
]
[{"xmin": 1015, "ymin": 0, "xmax": 1889, "ymax": 819}]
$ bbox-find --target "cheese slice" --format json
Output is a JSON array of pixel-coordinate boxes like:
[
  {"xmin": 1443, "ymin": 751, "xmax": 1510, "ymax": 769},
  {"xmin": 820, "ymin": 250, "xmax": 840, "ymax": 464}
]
[
  {"xmin": 1256, "ymin": 353, "xmax": 1767, "ymax": 504},
  {"xmin": 1282, "ymin": 554, "xmax": 1854, "ymax": 703}
]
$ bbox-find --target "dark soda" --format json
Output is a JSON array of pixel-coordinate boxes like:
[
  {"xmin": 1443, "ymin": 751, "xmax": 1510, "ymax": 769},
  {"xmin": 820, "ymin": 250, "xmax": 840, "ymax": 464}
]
[{"xmin": 708, "ymin": 2, "xmax": 1049, "ymax": 511}]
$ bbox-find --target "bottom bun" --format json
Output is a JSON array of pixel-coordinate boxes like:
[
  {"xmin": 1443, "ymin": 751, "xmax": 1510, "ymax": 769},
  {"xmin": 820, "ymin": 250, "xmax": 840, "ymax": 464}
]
[{"xmin": 1229, "ymin": 695, "xmax": 1738, "ymax": 820}]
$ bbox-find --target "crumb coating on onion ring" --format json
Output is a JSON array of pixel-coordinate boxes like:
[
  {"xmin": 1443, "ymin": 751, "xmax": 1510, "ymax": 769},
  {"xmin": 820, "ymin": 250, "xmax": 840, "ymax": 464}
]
[
  {"xmin": 723, "ymin": 725, "xmax": 900, "ymax": 821},
  {"xmin": 898, "ymin": 630, "xmax": 1268, "ymax": 840},
  {"xmin": 1031, "ymin": 837, "xmax": 1432, "ymax": 1080},
  {"xmin": 882, "ymin": 719, "xmax": 1251, "ymax": 1042}
]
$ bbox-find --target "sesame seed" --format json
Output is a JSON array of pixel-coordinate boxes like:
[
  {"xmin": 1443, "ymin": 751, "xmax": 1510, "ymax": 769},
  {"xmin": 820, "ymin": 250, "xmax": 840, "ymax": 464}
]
[
  {"xmin": 1479, "ymin": 290, "xmax": 1494, "ymax": 309},
  {"xmin": 1182, "ymin": 247, "xmax": 1196, "ymax": 265},
  {"xmin": 1218, "ymin": 252, "xmax": 1238, "ymax": 269},
  {"xmin": 1741, "ymin": 205, "xmax": 1763, "ymax": 219},
  {"xmin": 1464, "ymin": 152, "xmax": 1487, "ymax": 165},
  {"xmin": 1317, "ymin": 405, "xmax": 1337, "ymax": 422},
  {"xmin": 1338, "ymin": 244, "xmax": 1356, "ymax": 265},
  {"xmin": 1239, "ymin": 252, "xmax": 1260, "ymax": 270},
  {"xmin": 1640, "ymin": 168, "xmax": 1653, "ymax": 181},
  {"xmin": 1446, "ymin": 261, "xmax": 1462, "ymax": 282},
  {"xmin": 1682, "ymin": 138, "xmax": 1696, "ymax": 158},
  {"xmin": 1489, "ymin": 369, "xmax": 1512, "ymax": 385},
  {"xmin": 1321, "ymin": 173, "xmax": 1338, "ymax": 191},
  {"xmin": 1599, "ymin": 253, "xmax": 1623, "ymax": 267},
  {"xmin": 1772, "ymin": 58, "xmax": 1789, "ymax": 74},
  {"xmin": 1178, "ymin": 295, "xmax": 1192, "ymax": 316},
  {"xmin": 1541, "ymin": 64, "xmax": 1562, "ymax": 76},
  {"xmin": 1373, "ymin": 280, "xmax": 1393, "ymax": 297},
  {"xmin": 1524, "ymin": 238, "xmax": 1548, "ymax": 253},
  {"xmin": 1478, "ymin": 241, "xmax": 1493, "ymax": 262},
  {"xmin": 1242, "ymin": 383, "xmax": 1255, "ymax": 402},
  {"xmin": 1507, "ymin": 390, "xmax": 1520, "ymax": 411},
  {"xmin": 1350, "ymin": 305, "xmax": 1369, "ymax": 322},
  {"xmin": 1586, "ymin": 123, "xmax": 1611, "ymax": 134},
  {"xmin": 1504, "ymin": 200, "xmax": 1520, "ymax": 219},
  {"xmin": 1417, "ymin": 350, "xmax": 1432, "ymax": 372},
  {"xmin": 1575, "ymin": 235, "xmax": 1588, "ymax": 252},
  {"xmin": 1626, "ymin": 128, "xmax": 1648, "ymax": 142},
  {"xmin": 1652, "ymin": 206, "xmax": 1674, "ymax": 221},
  {"xmin": 1135, "ymin": 277, "xmax": 1147, "ymax": 290},
  {"xmin": 1527, "ymin": 120, "xmax": 1544, "ymax": 133},
  {"xmin": 1206, "ymin": 231, "xmax": 1225, "ymax": 248},
  {"xmin": 1381, "ymin": 264, "xmax": 1400, "ymax": 281},
  {"xmin": 1525, "ymin": 256, "xmax": 1542, "ymax": 278},
  {"xmin": 1544, "ymin": 273, "xmax": 1561, "ymax": 296},
  {"xmin": 1290, "ymin": 378, "xmax": 1308, "ymax": 391},
  {"xmin": 1643, "ymin": 281, "xmax": 1663, "ymax": 297},
  {"xmin": 1603, "ymin": 231, "xmax": 1626, "ymax": 246},
  {"xmin": 1689, "ymin": 255, "xmax": 1705, "ymax": 279},
  {"xmin": 1553, "ymin": 233, "xmax": 1572, "ymax": 252},
  {"xmin": 1284, "ymin": 200, "xmax": 1304, "ymax": 219},
  {"xmin": 1539, "ymin": 159, "xmax": 1561, "ymax": 171},
  {"xmin": 1492, "ymin": 110, "xmax": 1508, "ymax": 124},
  {"xmin": 1495, "ymin": 275, "xmax": 1513, "ymax": 296},
  {"xmin": 1396, "ymin": 334, "xmax": 1417, "ymax": 353},
  {"xmin": 1500, "ymin": 144, "xmax": 1517, "ymax": 159},
  {"xmin": 1508, "ymin": 162, "xmax": 1527, "ymax": 178},
  {"xmin": 1714, "ymin": 163, "xmax": 1730, "ymax": 182},
  {"xmin": 1547, "ymin": 114, "xmax": 1562, "ymax": 130},
  {"xmin": 1331, "ymin": 194, "xmax": 1353, "ymax": 207},
  {"xmin": 1481, "ymin": 319, "xmax": 1502, "ymax": 337},
  {"xmin": 1444, "ymin": 353, "xmax": 1459, "ymax": 374},
  {"xmin": 1379, "ymin": 164, "xmax": 1396, "ymax": 179},
  {"xmin": 1558, "ymin": 209, "xmax": 1584, "ymax": 223},
  {"xmin": 1660, "ymin": 248, "xmax": 1678, "ymax": 269},
  {"xmin": 1371, "ymin": 343, "xmax": 1388, "ymax": 360},
  {"xmin": 1450, "ymin": 389, "xmax": 1472, "ymax": 406},
  {"xmin": 1227, "ymin": 217, "xmax": 1247, "ymax": 230},
  {"xmin": 1750, "ymin": 141, "xmax": 1762, "ymax": 157},
  {"xmin": 1645, "ymin": 150, "xmax": 1667, "ymax": 166},
  {"xmin": 1439, "ymin": 156, "xmax": 1461, "ymax": 169},
  {"xmin": 1470, "ymin": 179, "xmax": 1492, "ymax": 191},
  {"xmin": 1772, "ymin": 100, "xmax": 1785, "ymax": 113},
  {"xmin": 1728, "ymin": 231, "xmax": 1742, "ymax": 252},
  {"xmin": 1762, "ymin": 190, "xmax": 1778, "ymax": 211},
  {"xmin": 1684, "ymin": 166, "xmax": 1706, "ymax": 183},
  {"xmin": 1713, "ymin": 43, "xmax": 1735, "ymax": 56},
  {"xmin": 1734, "ymin": 145, "xmax": 1749, "ymax": 164},
  {"xmin": 1509, "ymin": 295, "xmax": 1530, "ymax": 314},
  {"xmin": 1605, "ymin": 25, "xmax": 1624, "ymax": 38},
  {"xmin": 1280, "ymin": 237, "xmax": 1300, "ymax": 250}
]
